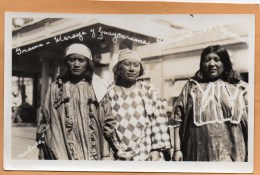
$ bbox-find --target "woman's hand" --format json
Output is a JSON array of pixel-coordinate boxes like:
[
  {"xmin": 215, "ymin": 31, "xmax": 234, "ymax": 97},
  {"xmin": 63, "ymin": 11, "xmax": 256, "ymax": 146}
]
[
  {"xmin": 173, "ymin": 150, "xmax": 183, "ymax": 161},
  {"xmin": 36, "ymin": 133, "xmax": 45, "ymax": 148},
  {"xmin": 149, "ymin": 150, "xmax": 161, "ymax": 161}
]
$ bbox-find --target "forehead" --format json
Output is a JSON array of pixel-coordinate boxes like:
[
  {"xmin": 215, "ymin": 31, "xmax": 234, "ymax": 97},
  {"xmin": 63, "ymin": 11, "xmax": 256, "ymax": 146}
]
[
  {"xmin": 121, "ymin": 59, "xmax": 140, "ymax": 64},
  {"xmin": 205, "ymin": 52, "xmax": 219, "ymax": 58},
  {"xmin": 66, "ymin": 53, "xmax": 88, "ymax": 60}
]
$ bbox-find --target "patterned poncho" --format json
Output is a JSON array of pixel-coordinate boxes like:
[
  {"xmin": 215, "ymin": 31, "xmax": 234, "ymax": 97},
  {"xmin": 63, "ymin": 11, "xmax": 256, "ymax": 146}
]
[
  {"xmin": 170, "ymin": 79, "xmax": 248, "ymax": 161},
  {"xmin": 108, "ymin": 81, "xmax": 171, "ymax": 161}
]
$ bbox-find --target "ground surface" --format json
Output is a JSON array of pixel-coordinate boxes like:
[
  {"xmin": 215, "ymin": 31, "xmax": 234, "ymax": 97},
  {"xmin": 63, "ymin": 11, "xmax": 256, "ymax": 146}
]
[{"xmin": 12, "ymin": 127, "xmax": 38, "ymax": 160}]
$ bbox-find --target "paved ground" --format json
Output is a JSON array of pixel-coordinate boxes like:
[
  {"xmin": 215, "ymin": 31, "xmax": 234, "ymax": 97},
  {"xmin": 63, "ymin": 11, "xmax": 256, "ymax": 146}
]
[
  {"xmin": 12, "ymin": 127, "xmax": 38, "ymax": 160},
  {"xmin": 11, "ymin": 126, "xmax": 173, "ymax": 160}
]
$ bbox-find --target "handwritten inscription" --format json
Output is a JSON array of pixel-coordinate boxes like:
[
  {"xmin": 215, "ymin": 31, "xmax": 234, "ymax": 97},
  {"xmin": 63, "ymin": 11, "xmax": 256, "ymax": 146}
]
[
  {"xmin": 16, "ymin": 43, "xmax": 44, "ymax": 55},
  {"xmin": 15, "ymin": 31, "xmax": 88, "ymax": 55},
  {"xmin": 15, "ymin": 26, "xmax": 154, "ymax": 55},
  {"xmin": 94, "ymin": 27, "xmax": 151, "ymax": 45},
  {"xmin": 53, "ymin": 31, "xmax": 87, "ymax": 43},
  {"xmin": 18, "ymin": 142, "xmax": 38, "ymax": 158},
  {"xmin": 14, "ymin": 25, "xmax": 247, "ymax": 56}
]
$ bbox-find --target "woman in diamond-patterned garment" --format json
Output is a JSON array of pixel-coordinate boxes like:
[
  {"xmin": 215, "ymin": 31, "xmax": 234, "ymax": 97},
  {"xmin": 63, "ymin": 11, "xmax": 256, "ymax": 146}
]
[
  {"xmin": 107, "ymin": 49, "xmax": 171, "ymax": 161},
  {"xmin": 36, "ymin": 44, "xmax": 115, "ymax": 160},
  {"xmin": 170, "ymin": 45, "xmax": 248, "ymax": 161}
]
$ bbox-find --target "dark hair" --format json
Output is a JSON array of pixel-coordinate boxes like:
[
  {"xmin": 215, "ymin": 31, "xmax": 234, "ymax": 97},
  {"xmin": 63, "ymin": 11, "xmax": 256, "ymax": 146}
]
[
  {"xmin": 113, "ymin": 61, "xmax": 144, "ymax": 82},
  {"xmin": 193, "ymin": 45, "xmax": 240, "ymax": 84},
  {"xmin": 58, "ymin": 56, "xmax": 95, "ymax": 83}
]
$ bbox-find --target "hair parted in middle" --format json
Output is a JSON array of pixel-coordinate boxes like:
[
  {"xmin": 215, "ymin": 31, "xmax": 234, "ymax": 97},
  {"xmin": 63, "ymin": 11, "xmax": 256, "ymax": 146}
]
[
  {"xmin": 58, "ymin": 55, "xmax": 95, "ymax": 83},
  {"xmin": 193, "ymin": 45, "xmax": 240, "ymax": 84}
]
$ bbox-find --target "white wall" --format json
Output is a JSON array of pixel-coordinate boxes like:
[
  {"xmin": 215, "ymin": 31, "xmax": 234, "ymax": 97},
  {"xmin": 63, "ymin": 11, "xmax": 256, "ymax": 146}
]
[{"xmin": 141, "ymin": 43, "xmax": 249, "ymax": 102}]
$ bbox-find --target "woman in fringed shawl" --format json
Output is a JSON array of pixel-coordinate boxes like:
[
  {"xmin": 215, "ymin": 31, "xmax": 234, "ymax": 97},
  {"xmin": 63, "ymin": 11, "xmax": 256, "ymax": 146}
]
[
  {"xmin": 107, "ymin": 49, "xmax": 171, "ymax": 161},
  {"xmin": 36, "ymin": 43, "xmax": 115, "ymax": 160},
  {"xmin": 170, "ymin": 45, "xmax": 248, "ymax": 162}
]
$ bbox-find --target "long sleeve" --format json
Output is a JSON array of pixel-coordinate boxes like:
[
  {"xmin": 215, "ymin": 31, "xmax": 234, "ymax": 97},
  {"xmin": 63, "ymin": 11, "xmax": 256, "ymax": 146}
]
[
  {"xmin": 242, "ymin": 90, "xmax": 248, "ymax": 129},
  {"xmin": 36, "ymin": 84, "xmax": 58, "ymax": 160},
  {"xmin": 101, "ymin": 94, "xmax": 116, "ymax": 158},
  {"xmin": 241, "ymin": 85, "xmax": 248, "ymax": 161},
  {"xmin": 169, "ymin": 81, "xmax": 191, "ymax": 128},
  {"xmin": 101, "ymin": 94, "xmax": 116, "ymax": 138},
  {"xmin": 36, "ymin": 85, "xmax": 51, "ymax": 142},
  {"xmin": 149, "ymin": 86, "xmax": 171, "ymax": 150}
]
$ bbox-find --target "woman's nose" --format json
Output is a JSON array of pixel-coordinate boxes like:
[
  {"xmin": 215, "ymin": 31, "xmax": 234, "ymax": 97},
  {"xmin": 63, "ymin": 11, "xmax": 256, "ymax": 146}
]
[
  {"xmin": 209, "ymin": 60, "xmax": 215, "ymax": 66},
  {"xmin": 74, "ymin": 60, "xmax": 80, "ymax": 66},
  {"xmin": 129, "ymin": 64, "xmax": 134, "ymax": 70}
]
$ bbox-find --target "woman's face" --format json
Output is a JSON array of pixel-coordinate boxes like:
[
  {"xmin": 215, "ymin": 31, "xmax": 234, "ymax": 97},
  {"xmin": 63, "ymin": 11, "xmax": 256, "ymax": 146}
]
[
  {"xmin": 119, "ymin": 59, "xmax": 141, "ymax": 82},
  {"xmin": 202, "ymin": 52, "xmax": 224, "ymax": 81},
  {"xmin": 66, "ymin": 53, "xmax": 88, "ymax": 77}
]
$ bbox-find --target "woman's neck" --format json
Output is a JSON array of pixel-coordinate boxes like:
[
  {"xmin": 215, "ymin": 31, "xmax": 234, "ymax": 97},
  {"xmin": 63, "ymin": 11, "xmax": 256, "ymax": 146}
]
[
  {"xmin": 207, "ymin": 77, "xmax": 221, "ymax": 83},
  {"xmin": 68, "ymin": 75, "xmax": 86, "ymax": 84},
  {"xmin": 116, "ymin": 79, "xmax": 137, "ymax": 88}
]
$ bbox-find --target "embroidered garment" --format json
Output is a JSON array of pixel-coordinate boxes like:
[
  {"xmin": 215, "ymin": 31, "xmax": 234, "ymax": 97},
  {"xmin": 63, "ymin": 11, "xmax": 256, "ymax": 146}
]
[
  {"xmin": 170, "ymin": 79, "xmax": 248, "ymax": 161},
  {"xmin": 108, "ymin": 81, "xmax": 171, "ymax": 161},
  {"xmin": 36, "ymin": 80, "xmax": 115, "ymax": 160}
]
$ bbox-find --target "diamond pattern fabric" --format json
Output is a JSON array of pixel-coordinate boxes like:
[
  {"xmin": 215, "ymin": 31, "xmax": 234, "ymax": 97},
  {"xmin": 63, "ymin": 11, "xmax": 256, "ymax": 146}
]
[
  {"xmin": 108, "ymin": 81, "xmax": 171, "ymax": 161},
  {"xmin": 110, "ymin": 85, "xmax": 146, "ymax": 149}
]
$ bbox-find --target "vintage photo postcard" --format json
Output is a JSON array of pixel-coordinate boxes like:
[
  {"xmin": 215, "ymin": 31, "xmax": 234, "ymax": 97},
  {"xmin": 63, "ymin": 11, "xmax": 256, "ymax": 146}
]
[{"xmin": 4, "ymin": 12, "xmax": 254, "ymax": 173}]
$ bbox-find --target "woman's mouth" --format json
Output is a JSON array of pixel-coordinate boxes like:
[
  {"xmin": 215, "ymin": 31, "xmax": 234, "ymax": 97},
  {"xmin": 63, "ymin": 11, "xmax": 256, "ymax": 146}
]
[
  {"xmin": 209, "ymin": 68, "xmax": 217, "ymax": 72},
  {"xmin": 72, "ymin": 69, "xmax": 81, "ymax": 72},
  {"xmin": 127, "ymin": 73, "xmax": 136, "ymax": 77}
]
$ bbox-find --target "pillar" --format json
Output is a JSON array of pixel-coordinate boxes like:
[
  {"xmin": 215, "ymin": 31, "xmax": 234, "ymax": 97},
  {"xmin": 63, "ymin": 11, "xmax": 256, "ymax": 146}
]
[
  {"xmin": 40, "ymin": 58, "xmax": 50, "ymax": 105},
  {"xmin": 109, "ymin": 41, "xmax": 120, "ymax": 81}
]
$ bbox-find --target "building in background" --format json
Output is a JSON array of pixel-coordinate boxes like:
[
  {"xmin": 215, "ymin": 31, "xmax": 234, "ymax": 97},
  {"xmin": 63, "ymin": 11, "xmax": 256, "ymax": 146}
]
[{"xmin": 11, "ymin": 15, "xmax": 250, "ymax": 123}]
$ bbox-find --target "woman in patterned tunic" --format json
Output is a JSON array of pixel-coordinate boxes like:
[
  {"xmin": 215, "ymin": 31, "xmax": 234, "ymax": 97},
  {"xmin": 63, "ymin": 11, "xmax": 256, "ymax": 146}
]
[
  {"xmin": 170, "ymin": 45, "xmax": 248, "ymax": 161},
  {"xmin": 107, "ymin": 49, "xmax": 171, "ymax": 161},
  {"xmin": 36, "ymin": 43, "xmax": 115, "ymax": 160}
]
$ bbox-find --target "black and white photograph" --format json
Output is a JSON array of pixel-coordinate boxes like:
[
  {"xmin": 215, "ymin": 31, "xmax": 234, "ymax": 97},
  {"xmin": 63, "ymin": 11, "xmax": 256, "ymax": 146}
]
[{"xmin": 4, "ymin": 13, "xmax": 254, "ymax": 172}]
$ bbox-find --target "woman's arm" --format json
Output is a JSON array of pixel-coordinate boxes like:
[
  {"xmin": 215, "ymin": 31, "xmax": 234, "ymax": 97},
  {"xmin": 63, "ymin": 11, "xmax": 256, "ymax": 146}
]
[
  {"xmin": 102, "ymin": 94, "xmax": 116, "ymax": 138},
  {"xmin": 36, "ymin": 84, "xmax": 54, "ymax": 159},
  {"xmin": 101, "ymin": 94, "xmax": 116, "ymax": 160},
  {"xmin": 173, "ymin": 127, "xmax": 183, "ymax": 161},
  {"xmin": 169, "ymin": 127, "xmax": 174, "ymax": 158},
  {"xmin": 36, "ymin": 85, "xmax": 52, "ymax": 143},
  {"xmin": 170, "ymin": 81, "xmax": 192, "ymax": 161}
]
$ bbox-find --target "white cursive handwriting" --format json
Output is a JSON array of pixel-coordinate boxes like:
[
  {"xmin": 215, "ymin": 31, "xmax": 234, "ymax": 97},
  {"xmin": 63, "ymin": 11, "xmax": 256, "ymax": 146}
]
[
  {"xmin": 90, "ymin": 28, "xmax": 95, "ymax": 38},
  {"xmin": 16, "ymin": 43, "xmax": 44, "ymax": 55},
  {"xmin": 53, "ymin": 31, "xmax": 87, "ymax": 43},
  {"xmin": 15, "ymin": 27, "xmax": 160, "ymax": 56},
  {"xmin": 97, "ymin": 27, "xmax": 151, "ymax": 45},
  {"xmin": 18, "ymin": 142, "xmax": 38, "ymax": 158}
]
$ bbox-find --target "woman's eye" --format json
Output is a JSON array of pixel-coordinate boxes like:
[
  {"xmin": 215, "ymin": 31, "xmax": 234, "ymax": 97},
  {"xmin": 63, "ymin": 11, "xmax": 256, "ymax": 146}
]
[
  {"xmin": 79, "ymin": 60, "xmax": 86, "ymax": 63},
  {"xmin": 214, "ymin": 57, "xmax": 220, "ymax": 62},
  {"xmin": 123, "ymin": 62, "xmax": 130, "ymax": 66},
  {"xmin": 69, "ymin": 58, "xmax": 76, "ymax": 62},
  {"xmin": 204, "ymin": 58, "xmax": 211, "ymax": 62},
  {"xmin": 134, "ymin": 63, "xmax": 140, "ymax": 67}
]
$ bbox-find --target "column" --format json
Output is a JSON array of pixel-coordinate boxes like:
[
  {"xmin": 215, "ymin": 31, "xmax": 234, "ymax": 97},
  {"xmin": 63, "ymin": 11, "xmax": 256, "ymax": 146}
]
[
  {"xmin": 109, "ymin": 41, "xmax": 120, "ymax": 81},
  {"xmin": 40, "ymin": 58, "xmax": 50, "ymax": 105}
]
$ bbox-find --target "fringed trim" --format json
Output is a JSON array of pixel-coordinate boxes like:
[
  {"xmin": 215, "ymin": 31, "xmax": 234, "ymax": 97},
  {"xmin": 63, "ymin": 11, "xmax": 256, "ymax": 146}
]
[
  {"xmin": 87, "ymin": 98, "xmax": 99, "ymax": 160},
  {"xmin": 190, "ymin": 79, "xmax": 247, "ymax": 126},
  {"xmin": 53, "ymin": 78, "xmax": 69, "ymax": 109}
]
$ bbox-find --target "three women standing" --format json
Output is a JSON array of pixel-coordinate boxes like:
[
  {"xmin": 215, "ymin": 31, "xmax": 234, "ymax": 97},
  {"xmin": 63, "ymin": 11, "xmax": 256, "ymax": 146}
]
[{"xmin": 36, "ymin": 44, "xmax": 248, "ymax": 162}]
